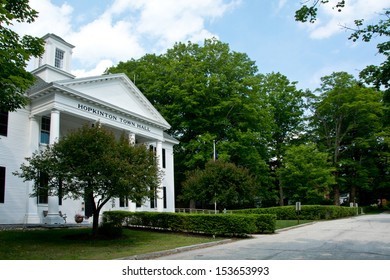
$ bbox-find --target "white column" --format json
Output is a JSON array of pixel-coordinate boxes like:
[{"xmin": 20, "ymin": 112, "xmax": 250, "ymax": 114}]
[
  {"xmin": 156, "ymin": 141, "xmax": 164, "ymax": 212},
  {"xmin": 49, "ymin": 109, "xmax": 60, "ymax": 144},
  {"xmin": 128, "ymin": 132, "xmax": 137, "ymax": 212},
  {"xmin": 128, "ymin": 132, "xmax": 136, "ymax": 145},
  {"xmin": 24, "ymin": 116, "xmax": 41, "ymax": 224},
  {"xmin": 44, "ymin": 109, "xmax": 64, "ymax": 224},
  {"xmin": 129, "ymin": 202, "xmax": 137, "ymax": 212}
]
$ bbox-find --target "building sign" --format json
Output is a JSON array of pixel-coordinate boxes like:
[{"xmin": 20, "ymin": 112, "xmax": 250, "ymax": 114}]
[{"xmin": 77, "ymin": 103, "xmax": 151, "ymax": 131}]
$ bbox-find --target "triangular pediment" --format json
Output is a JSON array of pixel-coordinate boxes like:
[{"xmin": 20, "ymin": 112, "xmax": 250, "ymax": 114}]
[{"xmin": 56, "ymin": 73, "xmax": 170, "ymax": 129}]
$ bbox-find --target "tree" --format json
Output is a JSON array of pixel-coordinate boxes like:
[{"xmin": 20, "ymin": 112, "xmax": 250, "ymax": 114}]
[
  {"xmin": 0, "ymin": 0, "xmax": 45, "ymax": 112},
  {"xmin": 181, "ymin": 160, "xmax": 258, "ymax": 210},
  {"xmin": 257, "ymin": 72, "xmax": 309, "ymax": 206},
  {"xmin": 108, "ymin": 39, "xmax": 271, "ymax": 204},
  {"xmin": 14, "ymin": 124, "xmax": 160, "ymax": 236},
  {"xmin": 277, "ymin": 144, "xmax": 336, "ymax": 205},
  {"xmin": 309, "ymin": 72, "xmax": 384, "ymax": 205}
]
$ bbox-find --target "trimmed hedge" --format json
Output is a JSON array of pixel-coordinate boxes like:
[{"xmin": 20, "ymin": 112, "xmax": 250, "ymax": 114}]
[
  {"xmin": 234, "ymin": 205, "xmax": 358, "ymax": 220},
  {"xmin": 102, "ymin": 211, "xmax": 276, "ymax": 236}
]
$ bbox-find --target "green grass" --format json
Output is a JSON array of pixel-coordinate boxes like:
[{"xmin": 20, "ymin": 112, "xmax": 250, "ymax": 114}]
[
  {"xmin": 0, "ymin": 228, "xmax": 221, "ymax": 260},
  {"xmin": 275, "ymin": 220, "xmax": 313, "ymax": 230},
  {"xmin": 0, "ymin": 220, "xmax": 314, "ymax": 260}
]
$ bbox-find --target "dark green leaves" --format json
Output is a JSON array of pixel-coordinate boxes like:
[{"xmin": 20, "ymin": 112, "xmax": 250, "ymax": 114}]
[{"xmin": 0, "ymin": 0, "xmax": 44, "ymax": 111}]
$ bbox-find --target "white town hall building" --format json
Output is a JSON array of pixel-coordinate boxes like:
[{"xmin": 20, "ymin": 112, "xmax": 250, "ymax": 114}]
[{"xmin": 0, "ymin": 33, "xmax": 178, "ymax": 225}]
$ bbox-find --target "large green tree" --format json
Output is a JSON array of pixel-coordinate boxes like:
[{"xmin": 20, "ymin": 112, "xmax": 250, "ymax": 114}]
[
  {"xmin": 181, "ymin": 160, "xmax": 258, "ymax": 210},
  {"xmin": 309, "ymin": 72, "xmax": 384, "ymax": 205},
  {"xmin": 0, "ymin": 0, "xmax": 44, "ymax": 112},
  {"xmin": 14, "ymin": 124, "xmax": 160, "ymax": 236},
  {"xmin": 257, "ymin": 72, "xmax": 309, "ymax": 206},
  {"xmin": 277, "ymin": 144, "xmax": 335, "ymax": 205},
  {"xmin": 108, "ymin": 39, "xmax": 271, "ymax": 205}
]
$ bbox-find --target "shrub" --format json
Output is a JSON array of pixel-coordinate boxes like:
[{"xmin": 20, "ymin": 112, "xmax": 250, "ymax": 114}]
[
  {"xmin": 234, "ymin": 205, "xmax": 358, "ymax": 220},
  {"xmin": 102, "ymin": 211, "xmax": 276, "ymax": 236}
]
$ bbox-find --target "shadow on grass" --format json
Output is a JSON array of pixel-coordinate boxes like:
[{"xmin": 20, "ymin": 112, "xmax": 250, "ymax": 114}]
[{"xmin": 0, "ymin": 227, "xmax": 222, "ymax": 260}]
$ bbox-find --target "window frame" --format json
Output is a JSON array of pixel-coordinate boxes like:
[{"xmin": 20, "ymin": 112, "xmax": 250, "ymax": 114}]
[
  {"xmin": 0, "ymin": 112, "xmax": 8, "ymax": 137},
  {"xmin": 54, "ymin": 48, "xmax": 65, "ymax": 69},
  {"xmin": 40, "ymin": 116, "xmax": 50, "ymax": 144},
  {"xmin": 0, "ymin": 167, "xmax": 5, "ymax": 203},
  {"xmin": 37, "ymin": 172, "xmax": 48, "ymax": 205}
]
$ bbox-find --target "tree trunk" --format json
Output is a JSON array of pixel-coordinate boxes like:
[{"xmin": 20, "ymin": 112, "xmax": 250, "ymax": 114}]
[
  {"xmin": 278, "ymin": 178, "xmax": 284, "ymax": 206},
  {"xmin": 350, "ymin": 185, "xmax": 356, "ymax": 206},
  {"xmin": 333, "ymin": 185, "xmax": 340, "ymax": 206},
  {"xmin": 92, "ymin": 209, "xmax": 100, "ymax": 237}
]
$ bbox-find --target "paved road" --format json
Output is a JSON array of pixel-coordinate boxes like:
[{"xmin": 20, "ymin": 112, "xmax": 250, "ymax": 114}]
[{"xmin": 155, "ymin": 213, "xmax": 390, "ymax": 260}]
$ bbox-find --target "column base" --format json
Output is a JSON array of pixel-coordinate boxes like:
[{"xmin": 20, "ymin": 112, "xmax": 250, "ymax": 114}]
[{"xmin": 44, "ymin": 214, "xmax": 65, "ymax": 225}]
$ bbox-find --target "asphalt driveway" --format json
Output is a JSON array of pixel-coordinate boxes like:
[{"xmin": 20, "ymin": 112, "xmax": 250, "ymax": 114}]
[{"xmin": 154, "ymin": 213, "xmax": 390, "ymax": 260}]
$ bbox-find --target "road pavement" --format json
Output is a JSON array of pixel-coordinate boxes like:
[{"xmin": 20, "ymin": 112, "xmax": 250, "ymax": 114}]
[{"xmin": 154, "ymin": 213, "xmax": 390, "ymax": 260}]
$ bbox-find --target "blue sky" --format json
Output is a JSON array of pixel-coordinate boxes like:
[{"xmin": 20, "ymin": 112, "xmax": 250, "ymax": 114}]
[{"xmin": 13, "ymin": 0, "xmax": 389, "ymax": 91}]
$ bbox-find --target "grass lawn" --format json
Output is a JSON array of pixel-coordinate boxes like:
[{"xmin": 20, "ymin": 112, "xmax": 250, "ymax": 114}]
[
  {"xmin": 275, "ymin": 220, "xmax": 313, "ymax": 230},
  {"xmin": 0, "ymin": 220, "xmax": 313, "ymax": 260},
  {"xmin": 0, "ymin": 227, "xmax": 221, "ymax": 260}
]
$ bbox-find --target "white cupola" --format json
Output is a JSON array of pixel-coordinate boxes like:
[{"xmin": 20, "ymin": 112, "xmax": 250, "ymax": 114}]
[{"xmin": 31, "ymin": 33, "xmax": 75, "ymax": 82}]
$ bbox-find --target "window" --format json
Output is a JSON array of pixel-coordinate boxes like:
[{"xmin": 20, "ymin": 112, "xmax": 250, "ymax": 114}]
[
  {"xmin": 162, "ymin": 148, "xmax": 166, "ymax": 168},
  {"xmin": 0, "ymin": 167, "xmax": 5, "ymax": 203},
  {"xmin": 0, "ymin": 112, "xmax": 8, "ymax": 137},
  {"xmin": 150, "ymin": 188, "xmax": 157, "ymax": 209},
  {"xmin": 37, "ymin": 172, "xmax": 48, "ymax": 204},
  {"xmin": 54, "ymin": 48, "xmax": 65, "ymax": 69},
  {"xmin": 119, "ymin": 196, "xmax": 128, "ymax": 208},
  {"xmin": 40, "ymin": 116, "xmax": 50, "ymax": 144},
  {"xmin": 58, "ymin": 179, "xmax": 62, "ymax": 206},
  {"xmin": 163, "ymin": 187, "xmax": 167, "ymax": 209}
]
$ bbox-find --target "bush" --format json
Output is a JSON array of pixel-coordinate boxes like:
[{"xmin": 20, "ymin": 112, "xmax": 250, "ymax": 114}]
[
  {"xmin": 234, "ymin": 205, "xmax": 358, "ymax": 220},
  {"xmin": 102, "ymin": 211, "xmax": 276, "ymax": 236}
]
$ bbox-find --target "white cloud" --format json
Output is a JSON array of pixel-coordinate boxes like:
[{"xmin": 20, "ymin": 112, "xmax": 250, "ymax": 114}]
[
  {"xmin": 306, "ymin": 0, "xmax": 389, "ymax": 40},
  {"xmin": 12, "ymin": 0, "xmax": 73, "ymax": 37},
  {"xmin": 277, "ymin": 0, "xmax": 287, "ymax": 11},
  {"xmin": 72, "ymin": 59, "xmax": 114, "ymax": 77},
  {"xmin": 12, "ymin": 0, "xmax": 240, "ymax": 77}
]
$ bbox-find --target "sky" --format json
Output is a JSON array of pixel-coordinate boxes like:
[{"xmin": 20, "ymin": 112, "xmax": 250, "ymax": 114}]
[{"xmin": 12, "ymin": 0, "xmax": 389, "ymax": 91}]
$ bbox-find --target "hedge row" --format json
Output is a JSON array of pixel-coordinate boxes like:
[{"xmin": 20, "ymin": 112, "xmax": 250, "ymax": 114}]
[
  {"xmin": 102, "ymin": 211, "xmax": 276, "ymax": 236},
  {"xmin": 234, "ymin": 205, "xmax": 358, "ymax": 220}
]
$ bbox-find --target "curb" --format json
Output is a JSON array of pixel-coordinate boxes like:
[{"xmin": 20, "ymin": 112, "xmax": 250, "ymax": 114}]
[
  {"xmin": 274, "ymin": 221, "xmax": 317, "ymax": 233},
  {"xmin": 116, "ymin": 238, "xmax": 236, "ymax": 260}
]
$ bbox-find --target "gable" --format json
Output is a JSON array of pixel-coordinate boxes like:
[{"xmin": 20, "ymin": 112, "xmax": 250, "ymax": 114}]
[{"xmin": 57, "ymin": 74, "xmax": 170, "ymax": 128}]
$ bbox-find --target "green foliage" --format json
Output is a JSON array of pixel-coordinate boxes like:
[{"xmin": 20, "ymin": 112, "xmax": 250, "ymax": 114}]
[
  {"xmin": 309, "ymin": 72, "xmax": 384, "ymax": 204},
  {"xmin": 0, "ymin": 0, "xmax": 45, "ymax": 111},
  {"xmin": 108, "ymin": 29, "xmax": 390, "ymax": 208},
  {"xmin": 107, "ymin": 39, "xmax": 271, "ymax": 200},
  {"xmin": 277, "ymin": 144, "xmax": 336, "ymax": 204},
  {"xmin": 257, "ymin": 72, "xmax": 311, "ymax": 205},
  {"xmin": 181, "ymin": 159, "xmax": 258, "ymax": 210},
  {"xmin": 349, "ymin": 9, "xmax": 390, "ymax": 90},
  {"xmin": 234, "ymin": 205, "xmax": 358, "ymax": 220},
  {"xmin": 295, "ymin": 1, "xmax": 345, "ymax": 23},
  {"xmin": 103, "ymin": 211, "xmax": 276, "ymax": 236}
]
